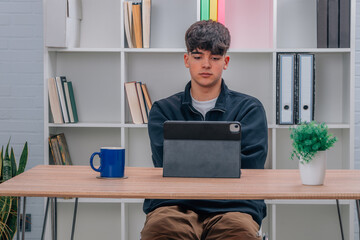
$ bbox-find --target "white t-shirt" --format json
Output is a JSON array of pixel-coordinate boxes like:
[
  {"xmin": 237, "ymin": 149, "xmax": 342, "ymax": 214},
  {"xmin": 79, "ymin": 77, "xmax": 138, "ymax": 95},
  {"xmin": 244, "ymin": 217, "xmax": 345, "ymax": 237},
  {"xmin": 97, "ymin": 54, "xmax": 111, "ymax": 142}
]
[{"xmin": 191, "ymin": 94, "xmax": 218, "ymax": 119}]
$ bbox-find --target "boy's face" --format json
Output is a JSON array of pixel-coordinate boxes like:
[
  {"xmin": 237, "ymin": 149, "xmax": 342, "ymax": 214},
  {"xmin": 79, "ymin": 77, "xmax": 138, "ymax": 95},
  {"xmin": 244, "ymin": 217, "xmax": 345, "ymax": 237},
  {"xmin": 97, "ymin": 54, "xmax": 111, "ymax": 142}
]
[{"xmin": 184, "ymin": 49, "xmax": 229, "ymax": 90}]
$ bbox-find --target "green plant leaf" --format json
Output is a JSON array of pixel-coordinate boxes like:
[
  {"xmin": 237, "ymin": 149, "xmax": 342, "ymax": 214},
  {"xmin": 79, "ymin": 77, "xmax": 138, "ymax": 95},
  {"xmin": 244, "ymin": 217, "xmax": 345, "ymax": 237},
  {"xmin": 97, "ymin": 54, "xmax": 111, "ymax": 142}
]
[
  {"xmin": 10, "ymin": 148, "xmax": 17, "ymax": 178},
  {"xmin": 17, "ymin": 142, "xmax": 28, "ymax": 175}
]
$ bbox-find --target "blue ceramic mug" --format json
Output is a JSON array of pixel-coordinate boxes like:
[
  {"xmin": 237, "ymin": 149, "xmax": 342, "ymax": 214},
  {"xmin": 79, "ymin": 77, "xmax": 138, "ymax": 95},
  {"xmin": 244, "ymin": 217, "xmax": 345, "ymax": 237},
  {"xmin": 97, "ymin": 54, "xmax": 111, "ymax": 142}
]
[{"xmin": 90, "ymin": 147, "xmax": 125, "ymax": 178}]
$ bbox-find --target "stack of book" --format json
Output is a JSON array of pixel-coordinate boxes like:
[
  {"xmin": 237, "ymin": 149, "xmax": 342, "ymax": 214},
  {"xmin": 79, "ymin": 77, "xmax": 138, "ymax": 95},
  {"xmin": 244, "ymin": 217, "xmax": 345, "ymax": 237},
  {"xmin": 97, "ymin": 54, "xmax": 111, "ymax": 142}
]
[
  {"xmin": 317, "ymin": 0, "xmax": 350, "ymax": 48},
  {"xmin": 125, "ymin": 82, "xmax": 152, "ymax": 124},
  {"xmin": 48, "ymin": 76, "xmax": 79, "ymax": 124},
  {"xmin": 200, "ymin": 0, "xmax": 225, "ymax": 24},
  {"xmin": 48, "ymin": 133, "xmax": 73, "ymax": 165},
  {"xmin": 124, "ymin": 0, "xmax": 151, "ymax": 48}
]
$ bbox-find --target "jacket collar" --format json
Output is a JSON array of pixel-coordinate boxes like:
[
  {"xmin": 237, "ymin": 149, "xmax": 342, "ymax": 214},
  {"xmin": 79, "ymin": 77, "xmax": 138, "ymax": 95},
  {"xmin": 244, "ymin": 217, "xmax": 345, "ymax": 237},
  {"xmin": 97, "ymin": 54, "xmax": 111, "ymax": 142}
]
[{"xmin": 182, "ymin": 79, "xmax": 228, "ymax": 112}]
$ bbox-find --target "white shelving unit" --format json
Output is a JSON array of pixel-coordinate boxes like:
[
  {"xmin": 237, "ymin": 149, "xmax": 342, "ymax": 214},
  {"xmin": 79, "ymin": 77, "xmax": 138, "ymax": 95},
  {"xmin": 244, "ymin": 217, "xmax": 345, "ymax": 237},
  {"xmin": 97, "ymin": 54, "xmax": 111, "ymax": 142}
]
[{"xmin": 43, "ymin": 0, "xmax": 356, "ymax": 239}]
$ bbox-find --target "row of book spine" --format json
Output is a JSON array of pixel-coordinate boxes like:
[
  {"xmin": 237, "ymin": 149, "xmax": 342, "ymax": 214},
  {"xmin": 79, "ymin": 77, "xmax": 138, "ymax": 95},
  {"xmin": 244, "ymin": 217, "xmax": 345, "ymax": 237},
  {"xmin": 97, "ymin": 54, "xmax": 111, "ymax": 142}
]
[
  {"xmin": 48, "ymin": 76, "xmax": 79, "ymax": 124},
  {"xmin": 49, "ymin": 133, "xmax": 73, "ymax": 165},
  {"xmin": 317, "ymin": 0, "xmax": 350, "ymax": 48},
  {"xmin": 200, "ymin": 0, "xmax": 225, "ymax": 24},
  {"xmin": 125, "ymin": 82, "xmax": 152, "ymax": 124},
  {"xmin": 124, "ymin": 0, "xmax": 151, "ymax": 48}
]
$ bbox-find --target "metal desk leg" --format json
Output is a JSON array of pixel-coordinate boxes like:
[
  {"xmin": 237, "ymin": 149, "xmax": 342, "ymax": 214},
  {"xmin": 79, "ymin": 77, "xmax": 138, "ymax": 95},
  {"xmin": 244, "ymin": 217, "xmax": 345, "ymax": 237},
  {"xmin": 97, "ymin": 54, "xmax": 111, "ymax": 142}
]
[
  {"xmin": 336, "ymin": 199, "xmax": 344, "ymax": 240},
  {"xmin": 356, "ymin": 199, "xmax": 360, "ymax": 240},
  {"xmin": 54, "ymin": 198, "xmax": 57, "ymax": 240},
  {"xmin": 71, "ymin": 198, "xmax": 78, "ymax": 240},
  {"xmin": 17, "ymin": 197, "xmax": 21, "ymax": 240},
  {"xmin": 41, "ymin": 197, "xmax": 50, "ymax": 240},
  {"xmin": 22, "ymin": 197, "xmax": 26, "ymax": 240}
]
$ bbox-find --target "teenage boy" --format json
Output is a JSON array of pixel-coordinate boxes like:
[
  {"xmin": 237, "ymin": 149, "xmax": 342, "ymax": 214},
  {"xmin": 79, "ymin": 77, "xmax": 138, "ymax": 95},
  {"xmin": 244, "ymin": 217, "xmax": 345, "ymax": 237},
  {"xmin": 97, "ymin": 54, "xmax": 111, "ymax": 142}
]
[{"xmin": 141, "ymin": 20, "xmax": 268, "ymax": 240}]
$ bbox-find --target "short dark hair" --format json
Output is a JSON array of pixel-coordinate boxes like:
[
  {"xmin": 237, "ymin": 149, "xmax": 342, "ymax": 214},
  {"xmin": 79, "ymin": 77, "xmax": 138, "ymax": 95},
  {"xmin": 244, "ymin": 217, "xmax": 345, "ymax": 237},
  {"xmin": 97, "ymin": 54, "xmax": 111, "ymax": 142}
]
[{"xmin": 185, "ymin": 20, "xmax": 231, "ymax": 55}]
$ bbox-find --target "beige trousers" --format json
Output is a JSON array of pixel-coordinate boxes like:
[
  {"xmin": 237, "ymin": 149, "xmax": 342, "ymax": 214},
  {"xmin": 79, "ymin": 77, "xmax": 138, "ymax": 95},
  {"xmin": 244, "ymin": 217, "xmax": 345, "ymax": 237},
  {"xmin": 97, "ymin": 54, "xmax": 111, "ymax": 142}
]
[{"xmin": 141, "ymin": 206, "xmax": 262, "ymax": 240}]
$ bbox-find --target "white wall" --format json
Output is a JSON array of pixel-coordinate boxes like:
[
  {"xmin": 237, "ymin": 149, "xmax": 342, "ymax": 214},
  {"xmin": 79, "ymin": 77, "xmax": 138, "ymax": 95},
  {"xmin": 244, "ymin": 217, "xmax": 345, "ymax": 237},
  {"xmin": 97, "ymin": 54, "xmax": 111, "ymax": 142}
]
[{"xmin": 0, "ymin": 0, "xmax": 44, "ymax": 239}]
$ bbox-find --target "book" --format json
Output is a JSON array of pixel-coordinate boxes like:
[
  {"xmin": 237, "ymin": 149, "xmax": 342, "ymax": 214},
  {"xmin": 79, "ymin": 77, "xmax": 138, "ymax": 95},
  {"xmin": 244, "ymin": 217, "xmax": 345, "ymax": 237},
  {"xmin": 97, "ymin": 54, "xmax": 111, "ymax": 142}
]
[
  {"xmin": 200, "ymin": 0, "xmax": 210, "ymax": 20},
  {"xmin": 64, "ymin": 81, "xmax": 78, "ymax": 123},
  {"xmin": 48, "ymin": 137, "xmax": 56, "ymax": 165},
  {"xmin": 50, "ymin": 136, "xmax": 62, "ymax": 165},
  {"xmin": 56, "ymin": 133, "xmax": 73, "ymax": 165},
  {"xmin": 48, "ymin": 77, "xmax": 64, "ymax": 124},
  {"xmin": 328, "ymin": 0, "xmax": 339, "ymax": 48},
  {"xmin": 55, "ymin": 76, "xmax": 70, "ymax": 123},
  {"xmin": 125, "ymin": 82, "xmax": 144, "ymax": 124},
  {"xmin": 209, "ymin": 0, "xmax": 217, "ymax": 21},
  {"xmin": 124, "ymin": 1, "xmax": 134, "ymax": 48},
  {"xmin": 217, "ymin": 0, "xmax": 225, "ymax": 25},
  {"xmin": 63, "ymin": 82, "xmax": 75, "ymax": 123},
  {"xmin": 339, "ymin": 0, "xmax": 350, "ymax": 48},
  {"xmin": 136, "ymin": 82, "xmax": 148, "ymax": 123},
  {"xmin": 316, "ymin": 0, "xmax": 328, "ymax": 48},
  {"xmin": 142, "ymin": 0, "xmax": 151, "ymax": 48},
  {"xmin": 141, "ymin": 83, "xmax": 152, "ymax": 112},
  {"xmin": 132, "ymin": 2, "xmax": 143, "ymax": 48}
]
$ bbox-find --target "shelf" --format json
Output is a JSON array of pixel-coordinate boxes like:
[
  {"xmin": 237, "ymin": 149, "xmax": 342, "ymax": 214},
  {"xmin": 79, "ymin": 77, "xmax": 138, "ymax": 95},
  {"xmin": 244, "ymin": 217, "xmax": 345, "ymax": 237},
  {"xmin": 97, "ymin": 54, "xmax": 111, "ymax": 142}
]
[
  {"xmin": 47, "ymin": 47, "xmax": 122, "ymax": 52},
  {"xmin": 272, "ymin": 124, "xmax": 350, "ymax": 129},
  {"xmin": 276, "ymin": 48, "xmax": 351, "ymax": 53},
  {"xmin": 265, "ymin": 199, "xmax": 352, "ymax": 205},
  {"xmin": 48, "ymin": 123, "xmax": 148, "ymax": 128}
]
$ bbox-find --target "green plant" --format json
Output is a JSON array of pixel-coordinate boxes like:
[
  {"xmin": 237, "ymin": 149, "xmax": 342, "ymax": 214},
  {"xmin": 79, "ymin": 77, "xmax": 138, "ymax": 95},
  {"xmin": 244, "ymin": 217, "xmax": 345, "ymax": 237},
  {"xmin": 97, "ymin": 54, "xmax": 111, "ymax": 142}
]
[
  {"xmin": 0, "ymin": 139, "xmax": 28, "ymax": 240},
  {"xmin": 290, "ymin": 121, "xmax": 337, "ymax": 164}
]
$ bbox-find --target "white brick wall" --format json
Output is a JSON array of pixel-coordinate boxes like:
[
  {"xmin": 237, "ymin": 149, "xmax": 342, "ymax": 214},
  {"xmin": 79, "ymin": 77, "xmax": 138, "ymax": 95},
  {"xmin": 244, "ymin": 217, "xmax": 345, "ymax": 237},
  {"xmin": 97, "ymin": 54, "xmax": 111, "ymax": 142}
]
[
  {"xmin": 0, "ymin": 0, "xmax": 360, "ymax": 239},
  {"xmin": 0, "ymin": 0, "xmax": 44, "ymax": 239}
]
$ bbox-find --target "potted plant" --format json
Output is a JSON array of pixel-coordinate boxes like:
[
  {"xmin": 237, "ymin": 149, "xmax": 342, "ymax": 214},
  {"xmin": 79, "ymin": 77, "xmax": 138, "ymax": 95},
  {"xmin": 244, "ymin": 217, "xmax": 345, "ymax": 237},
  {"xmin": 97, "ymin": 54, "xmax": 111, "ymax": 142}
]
[
  {"xmin": 0, "ymin": 139, "xmax": 28, "ymax": 239},
  {"xmin": 290, "ymin": 121, "xmax": 337, "ymax": 185}
]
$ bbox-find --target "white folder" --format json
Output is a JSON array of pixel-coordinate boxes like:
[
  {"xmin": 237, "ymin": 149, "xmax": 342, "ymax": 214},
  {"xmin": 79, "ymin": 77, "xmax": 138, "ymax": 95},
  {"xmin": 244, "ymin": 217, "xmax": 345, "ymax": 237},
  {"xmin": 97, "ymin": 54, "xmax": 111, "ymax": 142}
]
[
  {"xmin": 297, "ymin": 54, "xmax": 315, "ymax": 123},
  {"xmin": 277, "ymin": 54, "xmax": 296, "ymax": 125}
]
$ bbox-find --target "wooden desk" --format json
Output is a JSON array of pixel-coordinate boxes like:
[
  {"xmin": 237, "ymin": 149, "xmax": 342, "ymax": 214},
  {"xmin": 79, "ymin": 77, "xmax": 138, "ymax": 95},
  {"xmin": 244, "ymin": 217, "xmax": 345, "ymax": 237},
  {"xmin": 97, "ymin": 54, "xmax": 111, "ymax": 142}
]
[
  {"xmin": 0, "ymin": 165, "xmax": 360, "ymax": 199},
  {"xmin": 1, "ymin": 165, "xmax": 359, "ymax": 240}
]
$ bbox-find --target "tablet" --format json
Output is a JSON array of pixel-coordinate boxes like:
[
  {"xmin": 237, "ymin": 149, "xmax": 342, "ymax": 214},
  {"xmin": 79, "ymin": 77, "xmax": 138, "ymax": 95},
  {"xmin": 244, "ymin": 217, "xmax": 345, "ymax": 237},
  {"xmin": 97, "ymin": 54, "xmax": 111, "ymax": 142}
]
[{"xmin": 163, "ymin": 121, "xmax": 241, "ymax": 178}]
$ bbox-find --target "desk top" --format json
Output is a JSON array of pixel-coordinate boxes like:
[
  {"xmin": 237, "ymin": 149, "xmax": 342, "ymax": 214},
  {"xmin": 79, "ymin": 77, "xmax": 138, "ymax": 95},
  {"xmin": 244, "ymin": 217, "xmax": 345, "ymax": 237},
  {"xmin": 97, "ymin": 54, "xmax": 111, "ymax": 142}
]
[{"xmin": 0, "ymin": 165, "xmax": 359, "ymax": 199}]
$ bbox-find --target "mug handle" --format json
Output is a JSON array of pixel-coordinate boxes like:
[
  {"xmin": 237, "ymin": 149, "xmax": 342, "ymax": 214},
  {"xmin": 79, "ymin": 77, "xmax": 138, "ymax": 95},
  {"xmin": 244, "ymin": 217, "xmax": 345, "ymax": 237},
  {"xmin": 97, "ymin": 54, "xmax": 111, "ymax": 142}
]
[{"xmin": 90, "ymin": 152, "xmax": 102, "ymax": 172}]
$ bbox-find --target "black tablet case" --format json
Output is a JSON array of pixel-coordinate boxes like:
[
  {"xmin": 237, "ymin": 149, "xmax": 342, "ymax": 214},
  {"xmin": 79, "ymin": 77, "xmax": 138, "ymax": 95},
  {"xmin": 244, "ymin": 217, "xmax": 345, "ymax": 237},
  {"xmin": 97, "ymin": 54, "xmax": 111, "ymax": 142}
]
[{"xmin": 163, "ymin": 121, "xmax": 241, "ymax": 178}]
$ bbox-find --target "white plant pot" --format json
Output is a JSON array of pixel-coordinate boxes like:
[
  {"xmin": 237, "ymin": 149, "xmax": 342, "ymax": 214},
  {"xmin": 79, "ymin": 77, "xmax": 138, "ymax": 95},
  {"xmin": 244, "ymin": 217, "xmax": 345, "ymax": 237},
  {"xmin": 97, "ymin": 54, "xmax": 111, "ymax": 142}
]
[{"xmin": 299, "ymin": 151, "xmax": 327, "ymax": 185}]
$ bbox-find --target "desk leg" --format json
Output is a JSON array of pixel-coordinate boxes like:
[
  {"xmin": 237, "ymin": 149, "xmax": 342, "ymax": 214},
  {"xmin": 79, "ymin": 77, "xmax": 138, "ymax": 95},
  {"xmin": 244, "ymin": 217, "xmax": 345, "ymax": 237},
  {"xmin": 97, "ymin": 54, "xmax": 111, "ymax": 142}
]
[
  {"xmin": 22, "ymin": 197, "xmax": 26, "ymax": 240},
  {"xmin": 356, "ymin": 199, "xmax": 360, "ymax": 240},
  {"xmin": 17, "ymin": 197, "xmax": 21, "ymax": 240},
  {"xmin": 54, "ymin": 198, "xmax": 57, "ymax": 240},
  {"xmin": 336, "ymin": 200, "xmax": 345, "ymax": 240},
  {"xmin": 41, "ymin": 198, "xmax": 50, "ymax": 240},
  {"xmin": 71, "ymin": 198, "xmax": 78, "ymax": 240}
]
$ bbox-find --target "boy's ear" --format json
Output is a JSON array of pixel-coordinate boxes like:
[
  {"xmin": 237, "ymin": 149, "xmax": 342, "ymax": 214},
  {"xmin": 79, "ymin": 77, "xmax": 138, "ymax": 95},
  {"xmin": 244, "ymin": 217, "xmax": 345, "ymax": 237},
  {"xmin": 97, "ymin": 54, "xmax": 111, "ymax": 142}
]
[
  {"xmin": 223, "ymin": 55, "xmax": 230, "ymax": 70},
  {"xmin": 184, "ymin": 53, "xmax": 190, "ymax": 68}
]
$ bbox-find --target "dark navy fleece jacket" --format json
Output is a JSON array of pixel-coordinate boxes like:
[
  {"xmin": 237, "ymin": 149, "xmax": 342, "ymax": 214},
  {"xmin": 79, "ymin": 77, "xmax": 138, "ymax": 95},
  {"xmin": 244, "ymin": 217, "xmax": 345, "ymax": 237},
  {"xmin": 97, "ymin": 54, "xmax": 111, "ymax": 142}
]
[{"xmin": 143, "ymin": 80, "xmax": 268, "ymax": 226}]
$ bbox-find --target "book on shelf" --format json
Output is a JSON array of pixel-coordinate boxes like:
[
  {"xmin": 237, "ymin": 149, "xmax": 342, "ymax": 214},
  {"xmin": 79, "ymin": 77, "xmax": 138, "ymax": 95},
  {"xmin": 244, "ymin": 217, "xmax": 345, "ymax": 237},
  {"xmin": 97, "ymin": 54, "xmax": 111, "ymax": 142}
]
[
  {"xmin": 125, "ymin": 81, "xmax": 144, "ymax": 124},
  {"xmin": 217, "ymin": 0, "xmax": 225, "ymax": 25},
  {"xmin": 317, "ymin": 0, "xmax": 350, "ymax": 48},
  {"xmin": 125, "ymin": 81, "xmax": 153, "ymax": 124},
  {"xmin": 141, "ymin": 83, "xmax": 152, "ymax": 112},
  {"xmin": 142, "ymin": 0, "xmax": 151, "ymax": 48},
  {"xmin": 49, "ymin": 136, "xmax": 63, "ymax": 165},
  {"xmin": 276, "ymin": 53, "xmax": 315, "ymax": 125},
  {"xmin": 55, "ymin": 76, "xmax": 70, "ymax": 123},
  {"xmin": 49, "ymin": 133, "xmax": 72, "ymax": 165},
  {"xmin": 136, "ymin": 82, "xmax": 148, "ymax": 123},
  {"xmin": 48, "ymin": 76, "xmax": 79, "ymax": 124},
  {"xmin": 45, "ymin": 0, "xmax": 82, "ymax": 48},
  {"xmin": 200, "ymin": 0, "xmax": 210, "ymax": 20},
  {"xmin": 48, "ymin": 77, "xmax": 64, "ymax": 124},
  {"xmin": 124, "ymin": 1, "xmax": 134, "ymax": 48},
  {"xmin": 132, "ymin": 2, "xmax": 143, "ymax": 48},
  {"xmin": 209, "ymin": 0, "xmax": 217, "ymax": 21},
  {"xmin": 63, "ymin": 81, "xmax": 79, "ymax": 123}
]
